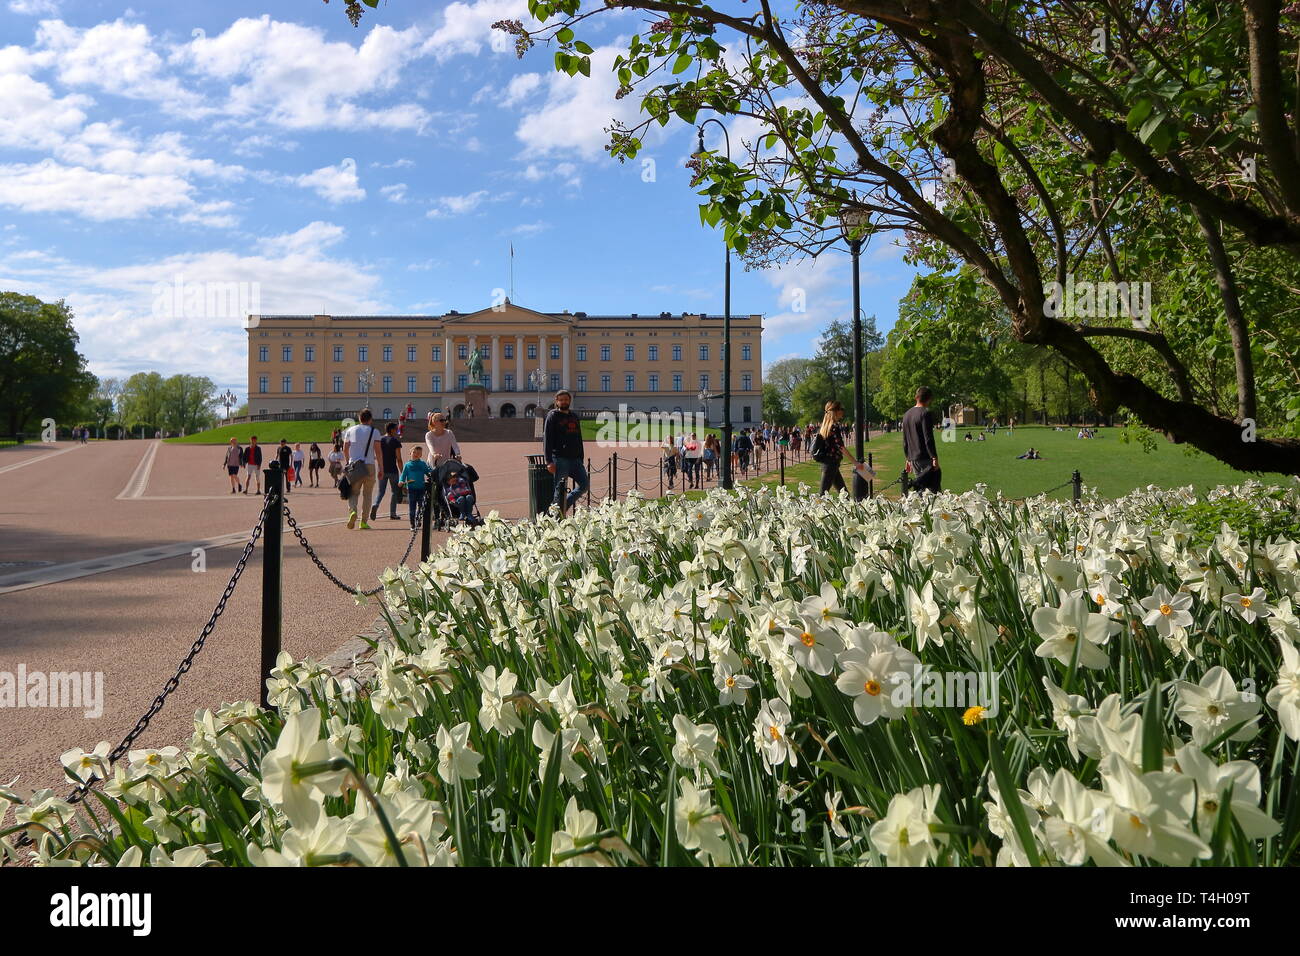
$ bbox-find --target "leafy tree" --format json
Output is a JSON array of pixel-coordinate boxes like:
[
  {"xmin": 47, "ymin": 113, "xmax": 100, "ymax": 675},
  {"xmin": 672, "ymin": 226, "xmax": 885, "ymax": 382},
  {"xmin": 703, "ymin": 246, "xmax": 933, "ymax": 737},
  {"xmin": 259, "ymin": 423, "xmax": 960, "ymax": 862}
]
[
  {"xmin": 118, "ymin": 372, "xmax": 167, "ymax": 431},
  {"xmin": 790, "ymin": 364, "xmax": 843, "ymax": 426},
  {"xmin": 764, "ymin": 357, "xmax": 815, "ymax": 402},
  {"xmin": 161, "ymin": 374, "xmax": 218, "ymax": 433},
  {"xmin": 0, "ymin": 292, "xmax": 94, "ymax": 435},
  {"xmin": 761, "ymin": 382, "xmax": 795, "ymax": 426},
  {"xmin": 334, "ymin": 0, "xmax": 1300, "ymax": 473}
]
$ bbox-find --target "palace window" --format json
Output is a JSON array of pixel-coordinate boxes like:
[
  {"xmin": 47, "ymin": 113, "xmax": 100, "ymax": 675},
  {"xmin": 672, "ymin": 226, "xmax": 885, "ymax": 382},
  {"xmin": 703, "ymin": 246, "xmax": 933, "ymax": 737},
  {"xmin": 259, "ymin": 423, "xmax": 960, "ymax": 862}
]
[
  {"xmin": 672, "ymin": 374, "xmax": 682, "ymax": 391},
  {"xmin": 672, "ymin": 345, "xmax": 682, "ymax": 360},
  {"xmin": 527, "ymin": 344, "xmax": 538, "ymax": 359},
  {"xmin": 333, "ymin": 376, "xmax": 343, "ymax": 393},
  {"xmin": 600, "ymin": 345, "xmax": 611, "ymax": 361},
  {"xmin": 742, "ymin": 373, "xmax": 752, "ymax": 391},
  {"xmin": 648, "ymin": 345, "xmax": 658, "ymax": 361},
  {"xmin": 742, "ymin": 344, "xmax": 752, "ymax": 361},
  {"xmin": 458, "ymin": 344, "xmax": 468, "ymax": 360},
  {"xmin": 432, "ymin": 375, "xmax": 442, "ymax": 392},
  {"xmin": 282, "ymin": 346, "xmax": 292, "ymax": 362},
  {"xmin": 333, "ymin": 346, "xmax": 343, "ymax": 361},
  {"xmin": 577, "ymin": 346, "xmax": 587, "ymax": 361},
  {"xmin": 258, "ymin": 376, "xmax": 268, "ymax": 393},
  {"xmin": 305, "ymin": 346, "xmax": 315, "ymax": 362},
  {"xmin": 281, "ymin": 375, "xmax": 292, "ymax": 393},
  {"xmin": 407, "ymin": 346, "xmax": 417, "ymax": 362},
  {"xmin": 432, "ymin": 345, "xmax": 442, "ymax": 361},
  {"xmin": 407, "ymin": 376, "xmax": 417, "ymax": 392},
  {"xmin": 648, "ymin": 374, "xmax": 659, "ymax": 392},
  {"xmin": 624, "ymin": 345, "xmax": 635, "ymax": 361},
  {"xmin": 258, "ymin": 346, "xmax": 268, "ymax": 362},
  {"xmin": 600, "ymin": 374, "xmax": 611, "ymax": 392},
  {"xmin": 699, "ymin": 345, "xmax": 709, "ymax": 361},
  {"xmin": 382, "ymin": 375, "xmax": 392, "ymax": 393},
  {"xmin": 358, "ymin": 346, "xmax": 368, "ymax": 362},
  {"xmin": 383, "ymin": 346, "xmax": 393, "ymax": 362},
  {"xmin": 304, "ymin": 375, "xmax": 315, "ymax": 394},
  {"xmin": 577, "ymin": 374, "xmax": 587, "ymax": 391},
  {"xmin": 625, "ymin": 374, "xmax": 635, "ymax": 391}
]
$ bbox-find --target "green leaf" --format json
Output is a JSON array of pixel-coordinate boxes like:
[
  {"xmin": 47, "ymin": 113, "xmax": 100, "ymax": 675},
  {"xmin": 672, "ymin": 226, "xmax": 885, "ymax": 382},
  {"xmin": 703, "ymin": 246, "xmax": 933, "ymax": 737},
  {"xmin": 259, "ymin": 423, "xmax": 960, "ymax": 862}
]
[
  {"xmin": 557, "ymin": 26, "xmax": 574, "ymax": 44},
  {"xmin": 987, "ymin": 734, "xmax": 1041, "ymax": 866},
  {"xmin": 673, "ymin": 53, "xmax": 693, "ymax": 75},
  {"xmin": 1141, "ymin": 681, "xmax": 1165, "ymax": 774},
  {"xmin": 532, "ymin": 729, "xmax": 565, "ymax": 866},
  {"xmin": 574, "ymin": 40, "xmax": 593, "ymax": 55}
]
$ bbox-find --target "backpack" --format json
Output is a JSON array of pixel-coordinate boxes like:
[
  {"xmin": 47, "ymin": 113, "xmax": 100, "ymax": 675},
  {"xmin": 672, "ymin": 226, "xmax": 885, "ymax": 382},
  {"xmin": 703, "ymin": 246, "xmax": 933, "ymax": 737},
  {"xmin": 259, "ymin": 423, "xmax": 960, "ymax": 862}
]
[
  {"xmin": 238, "ymin": 447, "xmax": 247, "ymax": 465},
  {"xmin": 809, "ymin": 431, "xmax": 831, "ymax": 463}
]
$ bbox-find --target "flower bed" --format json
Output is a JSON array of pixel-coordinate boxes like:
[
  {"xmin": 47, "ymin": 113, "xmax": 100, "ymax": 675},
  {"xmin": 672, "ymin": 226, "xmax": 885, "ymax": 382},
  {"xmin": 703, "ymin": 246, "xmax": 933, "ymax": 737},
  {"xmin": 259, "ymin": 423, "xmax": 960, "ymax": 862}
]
[{"xmin": 5, "ymin": 481, "xmax": 1298, "ymax": 866}]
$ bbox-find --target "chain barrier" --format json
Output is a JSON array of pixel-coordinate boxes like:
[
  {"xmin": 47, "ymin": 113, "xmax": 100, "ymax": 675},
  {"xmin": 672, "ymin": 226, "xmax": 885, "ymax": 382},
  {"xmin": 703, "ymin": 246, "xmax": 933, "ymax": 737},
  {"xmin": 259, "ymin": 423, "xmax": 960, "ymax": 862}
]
[
  {"xmin": 9, "ymin": 495, "xmax": 275, "ymax": 846},
  {"xmin": 283, "ymin": 494, "xmax": 428, "ymax": 598}
]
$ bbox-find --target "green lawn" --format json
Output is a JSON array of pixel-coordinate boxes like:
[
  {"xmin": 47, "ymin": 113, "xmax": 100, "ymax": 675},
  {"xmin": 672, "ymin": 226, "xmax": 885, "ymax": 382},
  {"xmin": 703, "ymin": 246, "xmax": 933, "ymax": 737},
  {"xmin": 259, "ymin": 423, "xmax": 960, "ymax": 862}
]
[
  {"xmin": 737, "ymin": 425, "xmax": 1294, "ymax": 499},
  {"xmin": 168, "ymin": 420, "xmax": 349, "ymax": 444},
  {"xmin": 579, "ymin": 419, "xmax": 723, "ymax": 441}
]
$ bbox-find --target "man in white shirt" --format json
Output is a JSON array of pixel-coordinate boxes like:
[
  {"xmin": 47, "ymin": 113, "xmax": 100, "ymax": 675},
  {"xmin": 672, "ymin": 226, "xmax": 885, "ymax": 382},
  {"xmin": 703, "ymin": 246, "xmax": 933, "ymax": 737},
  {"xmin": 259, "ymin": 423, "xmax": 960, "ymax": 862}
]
[{"xmin": 342, "ymin": 408, "xmax": 381, "ymax": 529}]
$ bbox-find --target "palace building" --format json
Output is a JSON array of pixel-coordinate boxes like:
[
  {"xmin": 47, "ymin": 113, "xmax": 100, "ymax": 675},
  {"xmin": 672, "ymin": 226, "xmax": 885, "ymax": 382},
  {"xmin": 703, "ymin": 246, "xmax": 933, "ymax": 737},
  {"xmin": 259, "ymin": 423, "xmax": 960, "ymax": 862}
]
[{"xmin": 245, "ymin": 301, "xmax": 764, "ymax": 421}]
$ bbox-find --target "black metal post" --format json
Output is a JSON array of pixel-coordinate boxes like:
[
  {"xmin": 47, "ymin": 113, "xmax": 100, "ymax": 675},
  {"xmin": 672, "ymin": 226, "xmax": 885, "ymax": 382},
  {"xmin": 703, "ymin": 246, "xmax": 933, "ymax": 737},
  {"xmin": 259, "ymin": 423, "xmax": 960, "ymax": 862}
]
[
  {"xmin": 611, "ymin": 452, "xmax": 618, "ymax": 501},
  {"xmin": 659, "ymin": 458, "xmax": 664, "ymax": 496},
  {"xmin": 699, "ymin": 122, "xmax": 735, "ymax": 491},
  {"xmin": 586, "ymin": 458, "xmax": 592, "ymax": 508},
  {"xmin": 420, "ymin": 486, "xmax": 433, "ymax": 562},
  {"xmin": 900, "ymin": 467, "xmax": 911, "ymax": 496},
  {"xmin": 780, "ymin": 449, "xmax": 785, "ymax": 486},
  {"xmin": 260, "ymin": 461, "xmax": 283, "ymax": 709},
  {"xmin": 851, "ymin": 237, "xmax": 867, "ymax": 501},
  {"xmin": 868, "ymin": 452, "xmax": 874, "ymax": 497},
  {"xmin": 1072, "ymin": 469, "xmax": 1082, "ymax": 504},
  {"xmin": 634, "ymin": 458, "xmax": 639, "ymax": 492}
]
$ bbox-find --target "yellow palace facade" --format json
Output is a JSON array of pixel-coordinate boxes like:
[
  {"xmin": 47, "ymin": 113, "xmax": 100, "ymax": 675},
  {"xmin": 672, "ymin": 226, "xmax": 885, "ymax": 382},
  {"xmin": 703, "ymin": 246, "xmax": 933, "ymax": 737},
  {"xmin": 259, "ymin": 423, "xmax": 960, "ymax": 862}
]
[{"xmin": 246, "ymin": 301, "xmax": 763, "ymax": 421}]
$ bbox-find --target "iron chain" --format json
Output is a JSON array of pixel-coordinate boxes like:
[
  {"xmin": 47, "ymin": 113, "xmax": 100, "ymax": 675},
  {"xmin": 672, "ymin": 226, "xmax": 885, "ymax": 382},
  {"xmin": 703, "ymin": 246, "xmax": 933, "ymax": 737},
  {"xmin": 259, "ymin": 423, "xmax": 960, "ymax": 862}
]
[
  {"xmin": 283, "ymin": 494, "xmax": 428, "ymax": 598},
  {"xmin": 57, "ymin": 497, "xmax": 271, "ymax": 809}
]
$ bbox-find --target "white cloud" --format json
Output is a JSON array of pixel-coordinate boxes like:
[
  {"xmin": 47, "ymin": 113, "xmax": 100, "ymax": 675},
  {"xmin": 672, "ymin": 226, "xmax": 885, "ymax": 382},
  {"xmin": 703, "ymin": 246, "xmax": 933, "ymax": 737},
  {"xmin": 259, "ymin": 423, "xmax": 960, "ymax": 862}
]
[
  {"xmin": 8, "ymin": 0, "xmax": 60, "ymax": 15},
  {"xmin": 371, "ymin": 157, "xmax": 414, "ymax": 169},
  {"xmin": 498, "ymin": 72, "xmax": 540, "ymax": 108},
  {"xmin": 0, "ymin": 159, "xmax": 196, "ymax": 220},
  {"xmin": 514, "ymin": 42, "xmax": 659, "ymax": 160},
  {"xmin": 0, "ymin": 72, "xmax": 90, "ymax": 151},
  {"xmin": 0, "ymin": 221, "xmax": 386, "ymax": 383},
  {"xmin": 296, "ymin": 158, "xmax": 364, "ymax": 203},
  {"xmin": 428, "ymin": 189, "xmax": 489, "ymax": 217},
  {"xmin": 521, "ymin": 160, "xmax": 581, "ymax": 188},
  {"xmin": 178, "ymin": 16, "xmax": 429, "ymax": 131},
  {"xmin": 35, "ymin": 18, "xmax": 204, "ymax": 113},
  {"xmin": 420, "ymin": 0, "xmax": 527, "ymax": 61},
  {"xmin": 759, "ymin": 257, "xmax": 849, "ymax": 337},
  {"xmin": 507, "ymin": 221, "xmax": 548, "ymax": 236},
  {"xmin": 380, "ymin": 183, "xmax": 408, "ymax": 203}
]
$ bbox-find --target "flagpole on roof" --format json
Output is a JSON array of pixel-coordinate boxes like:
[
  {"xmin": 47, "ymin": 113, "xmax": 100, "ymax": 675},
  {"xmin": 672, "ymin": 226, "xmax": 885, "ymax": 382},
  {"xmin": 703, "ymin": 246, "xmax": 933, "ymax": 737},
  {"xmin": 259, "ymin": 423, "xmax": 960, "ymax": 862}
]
[{"xmin": 509, "ymin": 241, "xmax": 514, "ymax": 303}]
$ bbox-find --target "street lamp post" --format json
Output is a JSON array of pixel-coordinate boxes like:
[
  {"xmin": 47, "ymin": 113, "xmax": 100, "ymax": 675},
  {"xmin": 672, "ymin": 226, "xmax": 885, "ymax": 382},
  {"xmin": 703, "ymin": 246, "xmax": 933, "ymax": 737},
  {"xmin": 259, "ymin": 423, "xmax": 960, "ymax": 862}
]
[
  {"xmin": 359, "ymin": 368, "xmax": 375, "ymax": 411},
  {"xmin": 839, "ymin": 204, "xmax": 872, "ymax": 501},
  {"xmin": 696, "ymin": 119, "xmax": 733, "ymax": 490},
  {"xmin": 219, "ymin": 389, "xmax": 239, "ymax": 422}
]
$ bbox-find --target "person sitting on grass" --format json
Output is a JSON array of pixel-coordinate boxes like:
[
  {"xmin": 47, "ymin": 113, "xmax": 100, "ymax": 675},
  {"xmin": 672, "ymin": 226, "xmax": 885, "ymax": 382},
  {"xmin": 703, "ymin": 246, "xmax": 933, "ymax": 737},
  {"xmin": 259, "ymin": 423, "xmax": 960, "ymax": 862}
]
[
  {"xmin": 964, "ymin": 432, "xmax": 974, "ymax": 442},
  {"xmin": 1017, "ymin": 447, "xmax": 1043, "ymax": 459}
]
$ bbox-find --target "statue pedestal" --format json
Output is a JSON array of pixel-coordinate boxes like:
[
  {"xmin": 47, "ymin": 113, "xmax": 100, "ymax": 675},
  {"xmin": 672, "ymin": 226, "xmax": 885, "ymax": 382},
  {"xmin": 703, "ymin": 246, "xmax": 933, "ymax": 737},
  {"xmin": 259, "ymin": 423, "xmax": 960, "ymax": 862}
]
[{"xmin": 463, "ymin": 384, "xmax": 489, "ymax": 419}]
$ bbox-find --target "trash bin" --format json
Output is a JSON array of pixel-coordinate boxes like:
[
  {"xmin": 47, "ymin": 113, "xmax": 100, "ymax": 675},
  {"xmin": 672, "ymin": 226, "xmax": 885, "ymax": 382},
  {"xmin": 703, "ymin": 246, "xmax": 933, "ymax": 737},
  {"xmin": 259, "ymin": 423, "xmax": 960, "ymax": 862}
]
[{"xmin": 526, "ymin": 454, "xmax": 555, "ymax": 518}]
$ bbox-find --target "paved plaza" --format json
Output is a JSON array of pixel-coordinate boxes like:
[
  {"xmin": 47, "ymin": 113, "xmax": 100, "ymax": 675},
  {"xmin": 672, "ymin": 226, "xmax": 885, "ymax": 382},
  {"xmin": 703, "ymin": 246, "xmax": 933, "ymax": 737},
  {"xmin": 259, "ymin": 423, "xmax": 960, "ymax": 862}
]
[{"xmin": 0, "ymin": 437, "xmax": 774, "ymax": 795}]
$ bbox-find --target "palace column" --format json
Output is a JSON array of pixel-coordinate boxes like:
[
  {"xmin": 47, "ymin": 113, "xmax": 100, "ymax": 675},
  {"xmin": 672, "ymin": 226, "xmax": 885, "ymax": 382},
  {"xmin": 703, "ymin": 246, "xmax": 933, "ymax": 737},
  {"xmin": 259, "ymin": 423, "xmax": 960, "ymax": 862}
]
[
  {"xmin": 491, "ymin": 335, "xmax": 500, "ymax": 388},
  {"xmin": 539, "ymin": 335, "xmax": 547, "ymax": 385},
  {"xmin": 515, "ymin": 334, "xmax": 524, "ymax": 389},
  {"xmin": 443, "ymin": 336, "xmax": 452, "ymax": 392},
  {"xmin": 562, "ymin": 334, "xmax": 570, "ymax": 389}
]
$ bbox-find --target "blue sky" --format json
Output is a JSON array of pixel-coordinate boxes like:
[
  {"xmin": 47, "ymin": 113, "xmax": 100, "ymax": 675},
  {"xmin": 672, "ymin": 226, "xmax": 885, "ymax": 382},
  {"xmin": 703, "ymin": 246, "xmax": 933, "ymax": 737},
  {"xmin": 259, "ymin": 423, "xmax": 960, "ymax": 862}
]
[{"xmin": 0, "ymin": 0, "xmax": 918, "ymax": 401}]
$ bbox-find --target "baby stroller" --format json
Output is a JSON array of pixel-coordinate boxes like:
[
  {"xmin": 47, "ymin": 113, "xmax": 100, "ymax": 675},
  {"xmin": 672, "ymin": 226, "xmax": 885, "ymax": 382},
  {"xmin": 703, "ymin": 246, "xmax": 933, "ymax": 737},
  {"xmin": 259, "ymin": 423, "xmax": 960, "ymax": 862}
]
[{"xmin": 432, "ymin": 457, "xmax": 482, "ymax": 530}]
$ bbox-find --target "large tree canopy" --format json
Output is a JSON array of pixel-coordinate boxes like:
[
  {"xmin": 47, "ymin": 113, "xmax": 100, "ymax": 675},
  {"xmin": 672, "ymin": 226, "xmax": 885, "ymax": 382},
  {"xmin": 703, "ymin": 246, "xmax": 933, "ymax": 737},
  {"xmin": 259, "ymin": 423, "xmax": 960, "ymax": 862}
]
[
  {"xmin": 343, "ymin": 0, "xmax": 1300, "ymax": 473},
  {"xmin": 0, "ymin": 292, "xmax": 94, "ymax": 435}
]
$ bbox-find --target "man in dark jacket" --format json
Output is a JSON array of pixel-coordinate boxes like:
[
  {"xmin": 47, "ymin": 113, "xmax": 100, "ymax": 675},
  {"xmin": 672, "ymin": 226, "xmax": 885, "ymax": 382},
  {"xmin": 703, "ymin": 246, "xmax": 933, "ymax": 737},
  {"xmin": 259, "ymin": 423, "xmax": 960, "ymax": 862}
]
[
  {"xmin": 733, "ymin": 429, "xmax": 754, "ymax": 474},
  {"xmin": 902, "ymin": 386, "xmax": 941, "ymax": 494},
  {"xmin": 276, "ymin": 439, "xmax": 293, "ymax": 495},
  {"xmin": 543, "ymin": 390, "xmax": 589, "ymax": 516}
]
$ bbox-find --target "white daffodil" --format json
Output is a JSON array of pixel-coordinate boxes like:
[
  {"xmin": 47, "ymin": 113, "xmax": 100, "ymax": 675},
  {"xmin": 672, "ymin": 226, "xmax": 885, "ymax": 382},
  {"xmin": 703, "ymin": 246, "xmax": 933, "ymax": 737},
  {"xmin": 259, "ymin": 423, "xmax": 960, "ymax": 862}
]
[
  {"xmin": 905, "ymin": 581, "xmax": 944, "ymax": 651},
  {"xmin": 1032, "ymin": 592, "xmax": 1118, "ymax": 669},
  {"xmin": 477, "ymin": 666, "xmax": 524, "ymax": 737},
  {"xmin": 825, "ymin": 790, "xmax": 849, "ymax": 839},
  {"xmin": 1173, "ymin": 744, "xmax": 1280, "ymax": 841},
  {"xmin": 1041, "ymin": 677, "xmax": 1094, "ymax": 761},
  {"xmin": 675, "ymin": 777, "xmax": 736, "ymax": 865},
  {"xmin": 1222, "ymin": 587, "xmax": 1272, "ymax": 624},
  {"xmin": 436, "ymin": 722, "xmax": 483, "ymax": 785},
  {"xmin": 713, "ymin": 662, "xmax": 756, "ymax": 706},
  {"xmin": 784, "ymin": 617, "xmax": 844, "ymax": 676},
  {"xmin": 1139, "ymin": 585, "xmax": 1194, "ymax": 638},
  {"xmin": 552, "ymin": 797, "xmax": 610, "ymax": 867},
  {"xmin": 869, "ymin": 785, "xmax": 945, "ymax": 867},
  {"xmin": 1041, "ymin": 770, "xmax": 1126, "ymax": 867},
  {"xmin": 260, "ymin": 708, "xmax": 347, "ymax": 829},
  {"xmin": 753, "ymin": 698, "xmax": 796, "ymax": 772},
  {"xmin": 836, "ymin": 648, "xmax": 909, "ymax": 725},
  {"xmin": 1099, "ymin": 755, "xmax": 1211, "ymax": 866},
  {"xmin": 532, "ymin": 722, "xmax": 586, "ymax": 786},
  {"xmin": 60, "ymin": 742, "xmax": 111, "ymax": 784},
  {"xmin": 1174, "ymin": 665, "xmax": 1261, "ymax": 747},
  {"xmin": 671, "ymin": 714, "xmax": 721, "ymax": 777},
  {"xmin": 1266, "ymin": 638, "xmax": 1300, "ymax": 741}
]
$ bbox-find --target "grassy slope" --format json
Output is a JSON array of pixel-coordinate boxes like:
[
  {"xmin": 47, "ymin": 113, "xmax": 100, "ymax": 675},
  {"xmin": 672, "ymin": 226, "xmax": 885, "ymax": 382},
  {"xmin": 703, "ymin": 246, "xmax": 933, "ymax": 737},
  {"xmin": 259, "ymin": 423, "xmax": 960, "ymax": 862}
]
[
  {"xmin": 167, "ymin": 421, "xmax": 349, "ymax": 444},
  {"xmin": 737, "ymin": 425, "xmax": 1292, "ymax": 499}
]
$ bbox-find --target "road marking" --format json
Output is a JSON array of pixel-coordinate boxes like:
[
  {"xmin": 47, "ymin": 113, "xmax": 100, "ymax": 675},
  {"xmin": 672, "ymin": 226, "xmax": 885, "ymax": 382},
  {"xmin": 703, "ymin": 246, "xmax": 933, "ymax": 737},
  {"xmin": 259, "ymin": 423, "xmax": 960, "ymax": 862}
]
[
  {"xmin": 0, "ymin": 443, "xmax": 81, "ymax": 475},
  {"xmin": 0, "ymin": 516, "xmax": 347, "ymax": 594},
  {"xmin": 116, "ymin": 440, "xmax": 160, "ymax": 499}
]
